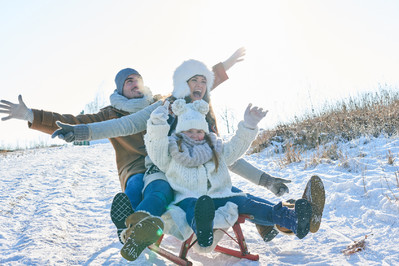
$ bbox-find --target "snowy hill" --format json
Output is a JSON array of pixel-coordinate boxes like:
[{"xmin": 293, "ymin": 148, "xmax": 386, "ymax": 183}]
[{"xmin": 1, "ymin": 137, "xmax": 399, "ymax": 265}]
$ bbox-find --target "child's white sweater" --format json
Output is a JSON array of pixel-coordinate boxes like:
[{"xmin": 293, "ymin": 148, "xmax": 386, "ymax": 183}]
[{"xmin": 144, "ymin": 120, "xmax": 259, "ymax": 204}]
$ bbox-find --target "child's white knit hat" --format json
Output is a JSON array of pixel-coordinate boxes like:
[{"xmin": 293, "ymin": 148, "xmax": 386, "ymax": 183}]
[{"xmin": 172, "ymin": 99, "xmax": 209, "ymax": 134}]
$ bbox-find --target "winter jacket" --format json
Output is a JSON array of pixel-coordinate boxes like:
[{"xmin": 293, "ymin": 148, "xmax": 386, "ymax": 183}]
[
  {"xmin": 144, "ymin": 120, "xmax": 259, "ymax": 204},
  {"xmin": 27, "ymin": 63, "xmax": 229, "ymax": 191},
  {"xmin": 29, "ymin": 103, "xmax": 155, "ymax": 191}
]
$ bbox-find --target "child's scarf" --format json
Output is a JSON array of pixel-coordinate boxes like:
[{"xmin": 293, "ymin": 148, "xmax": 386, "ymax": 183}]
[{"xmin": 168, "ymin": 132, "xmax": 222, "ymax": 168}]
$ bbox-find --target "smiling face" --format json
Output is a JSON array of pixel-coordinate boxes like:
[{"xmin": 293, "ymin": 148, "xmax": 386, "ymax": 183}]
[
  {"xmin": 187, "ymin": 75, "xmax": 207, "ymax": 102},
  {"xmin": 182, "ymin": 129, "xmax": 206, "ymax": 141},
  {"xmin": 122, "ymin": 74, "xmax": 145, "ymax": 99}
]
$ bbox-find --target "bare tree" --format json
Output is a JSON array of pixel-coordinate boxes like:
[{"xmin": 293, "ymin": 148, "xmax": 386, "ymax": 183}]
[
  {"xmin": 84, "ymin": 85, "xmax": 108, "ymax": 114},
  {"xmin": 219, "ymin": 106, "xmax": 236, "ymax": 134}
]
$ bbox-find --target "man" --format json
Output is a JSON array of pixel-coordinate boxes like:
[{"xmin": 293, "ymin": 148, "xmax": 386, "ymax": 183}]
[{"xmin": 2, "ymin": 48, "xmax": 284, "ymax": 244}]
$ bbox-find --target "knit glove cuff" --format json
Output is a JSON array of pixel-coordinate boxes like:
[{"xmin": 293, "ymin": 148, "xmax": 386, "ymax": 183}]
[
  {"xmin": 74, "ymin": 124, "xmax": 90, "ymax": 141},
  {"xmin": 24, "ymin": 109, "xmax": 34, "ymax": 123}
]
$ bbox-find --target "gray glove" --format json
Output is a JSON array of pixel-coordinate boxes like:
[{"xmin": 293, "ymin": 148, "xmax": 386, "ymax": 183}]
[
  {"xmin": 243, "ymin": 103, "xmax": 268, "ymax": 129},
  {"xmin": 259, "ymin": 173, "xmax": 291, "ymax": 197},
  {"xmin": 51, "ymin": 121, "xmax": 90, "ymax": 142},
  {"xmin": 150, "ymin": 100, "xmax": 170, "ymax": 125},
  {"xmin": 0, "ymin": 95, "xmax": 34, "ymax": 122}
]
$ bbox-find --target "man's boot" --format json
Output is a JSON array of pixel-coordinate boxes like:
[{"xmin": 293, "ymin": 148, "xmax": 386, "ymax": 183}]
[
  {"xmin": 110, "ymin": 193, "xmax": 134, "ymax": 244},
  {"xmin": 120, "ymin": 211, "xmax": 164, "ymax": 261}
]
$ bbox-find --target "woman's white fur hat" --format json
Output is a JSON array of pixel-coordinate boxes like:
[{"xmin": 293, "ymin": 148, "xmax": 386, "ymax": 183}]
[
  {"xmin": 172, "ymin": 99, "xmax": 210, "ymax": 134},
  {"xmin": 172, "ymin": 59, "xmax": 214, "ymax": 99}
]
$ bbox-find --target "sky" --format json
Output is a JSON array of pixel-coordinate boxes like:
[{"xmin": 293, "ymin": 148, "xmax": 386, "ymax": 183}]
[{"xmin": 1, "ymin": 0, "xmax": 399, "ymax": 148}]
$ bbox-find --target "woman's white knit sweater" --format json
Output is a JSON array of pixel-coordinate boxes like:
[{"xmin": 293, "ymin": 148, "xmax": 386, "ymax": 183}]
[{"xmin": 144, "ymin": 120, "xmax": 259, "ymax": 204}]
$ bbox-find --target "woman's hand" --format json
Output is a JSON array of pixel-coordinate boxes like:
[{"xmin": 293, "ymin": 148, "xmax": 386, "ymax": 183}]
[{"xmin": 223, "ymin": 47, "xmax": 246, "ymax": 71}]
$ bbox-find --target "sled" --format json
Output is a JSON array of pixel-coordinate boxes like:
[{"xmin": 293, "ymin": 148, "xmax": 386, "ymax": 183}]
[{"xmin": 148, "ymin": 214, "xmax": 259, "ymax": 266}]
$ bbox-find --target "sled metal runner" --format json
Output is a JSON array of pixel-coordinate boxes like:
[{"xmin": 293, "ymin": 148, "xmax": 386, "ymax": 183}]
[{"xmin": 148, "ymin": 214, "xmax": 259, "ymax": 265}]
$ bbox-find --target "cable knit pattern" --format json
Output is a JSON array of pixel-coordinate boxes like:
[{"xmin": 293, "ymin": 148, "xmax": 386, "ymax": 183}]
[
  {"xmin": 144, "ymin": 119, "xmax": 259, "ymax": 204},
  {"xmin": 74, "ymin": 124, "xmax": 90, "ymax": 141},
  {"xmin": 85, "ymin": 101, "xmax": 162, "ymax": 140}
]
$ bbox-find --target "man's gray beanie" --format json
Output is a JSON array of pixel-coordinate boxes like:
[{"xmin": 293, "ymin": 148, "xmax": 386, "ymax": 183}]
[{"xmin": 115, "ymin": 68, "xmax": 141, "ymax": 95}]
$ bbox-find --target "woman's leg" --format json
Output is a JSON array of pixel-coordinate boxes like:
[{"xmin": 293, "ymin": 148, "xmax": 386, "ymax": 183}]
[{"xmin": 124, "ymin": 173, "xmax": 145, "ymax": 209}]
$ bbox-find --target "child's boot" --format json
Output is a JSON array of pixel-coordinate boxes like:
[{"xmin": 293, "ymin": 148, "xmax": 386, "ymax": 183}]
[
  {"xmin": 193, "ymin": 195, "xmax": 215, "ymax": 247},
  {"xmin": 272, "ymin": 199, "xmax": 312, "ymax": 239}
]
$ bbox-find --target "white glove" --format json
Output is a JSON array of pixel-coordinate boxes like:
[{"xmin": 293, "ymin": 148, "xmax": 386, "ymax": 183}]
[
  {"xmin": 243, "ymin": 103, "xmax": 268, "ymax": 129},
  {"xmin": 222, "ymin": 47, "xmax": 246, "ymax": 71},
  {"xmin": 150, "ymin": 100, "xmax": 170, "ymax": 125},
  {"xmin": 259, "ymin": 173, "xmax": 291, "ymax": 197},
  {"xmin": 0, "ymin": 95, "xmax": 34, "ymax": 122}
]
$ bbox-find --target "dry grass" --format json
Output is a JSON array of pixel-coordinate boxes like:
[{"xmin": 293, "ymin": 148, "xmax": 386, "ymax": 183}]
[
  {"xmin": 387, "ymin": 150, "xmax": 395, "ymax": 165},
  {"xmin": 381, "ymin": 171, "xmax": 399, "ymax": 203},
  {"xmin": 251, "ymin": 87, "xmax": 399, "ymax": 167}
]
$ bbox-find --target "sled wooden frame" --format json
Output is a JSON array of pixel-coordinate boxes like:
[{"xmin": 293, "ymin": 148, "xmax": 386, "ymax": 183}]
[{"xmin": 148, "ymin": 214, "xmax": 259, "ymax": 266}]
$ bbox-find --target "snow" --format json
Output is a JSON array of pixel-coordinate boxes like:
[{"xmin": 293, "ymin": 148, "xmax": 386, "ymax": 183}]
[{"xmin": 1, "ymin": 136, "xmax": 399, "ymax": 265}]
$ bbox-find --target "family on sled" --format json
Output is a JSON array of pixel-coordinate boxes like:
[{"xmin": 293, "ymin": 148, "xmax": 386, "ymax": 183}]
[{"xmin": 0, "ymin": 48, "xmax": 326, "ymax": 262}]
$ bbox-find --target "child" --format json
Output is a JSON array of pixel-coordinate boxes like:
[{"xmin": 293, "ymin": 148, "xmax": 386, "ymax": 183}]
[{"xmin": 143, "ymin": 98, "xmax": 313, "ymax": 249}]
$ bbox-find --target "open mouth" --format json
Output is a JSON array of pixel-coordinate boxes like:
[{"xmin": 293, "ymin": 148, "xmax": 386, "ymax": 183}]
[{"xmin": 192, "ymin": 90, "xmax": 202, "ymax": 98}]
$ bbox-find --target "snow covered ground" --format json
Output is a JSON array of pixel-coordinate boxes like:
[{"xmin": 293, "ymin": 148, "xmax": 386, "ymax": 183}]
[{"xmin": 1, "ymin": 136, "xmax": 399, "ymax": 265}]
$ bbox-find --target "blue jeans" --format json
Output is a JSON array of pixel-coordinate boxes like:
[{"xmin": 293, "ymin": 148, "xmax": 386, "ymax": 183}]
[
  {"xmin": 125, "ymin": 173, "xmax": 145, "ymax": 210},
  {"xmin": 232, "ymin": 186, "xmax": 275, "ymax": 225},
  {"xmin": 125, "ymin": 173, "xmax": 174, "ymax": 217},
  {"xmin": 178, "ymin": 195, "xmax": 275, "ymax": 229},
  {"xmin": 135, "ymin": 179, "xmax": 174, "ymax": 216}
]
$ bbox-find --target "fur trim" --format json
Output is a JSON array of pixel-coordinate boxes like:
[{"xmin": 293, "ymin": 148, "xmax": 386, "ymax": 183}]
[{"xmin": 172, "ymin": 59, "xmax": 214, "ymax": 98}]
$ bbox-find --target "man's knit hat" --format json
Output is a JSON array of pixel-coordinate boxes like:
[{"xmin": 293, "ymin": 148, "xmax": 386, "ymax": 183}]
[
  {"xmin": 172, "ymin": 99, "xmax": 209, "ymax": 134},
  {"xmin": 172, "ymin": 59, "xmax": 214, "ymax": 99},
  {"xmin": 115, "ymin": 68, "xmax": 141, "ymax": 95}
]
